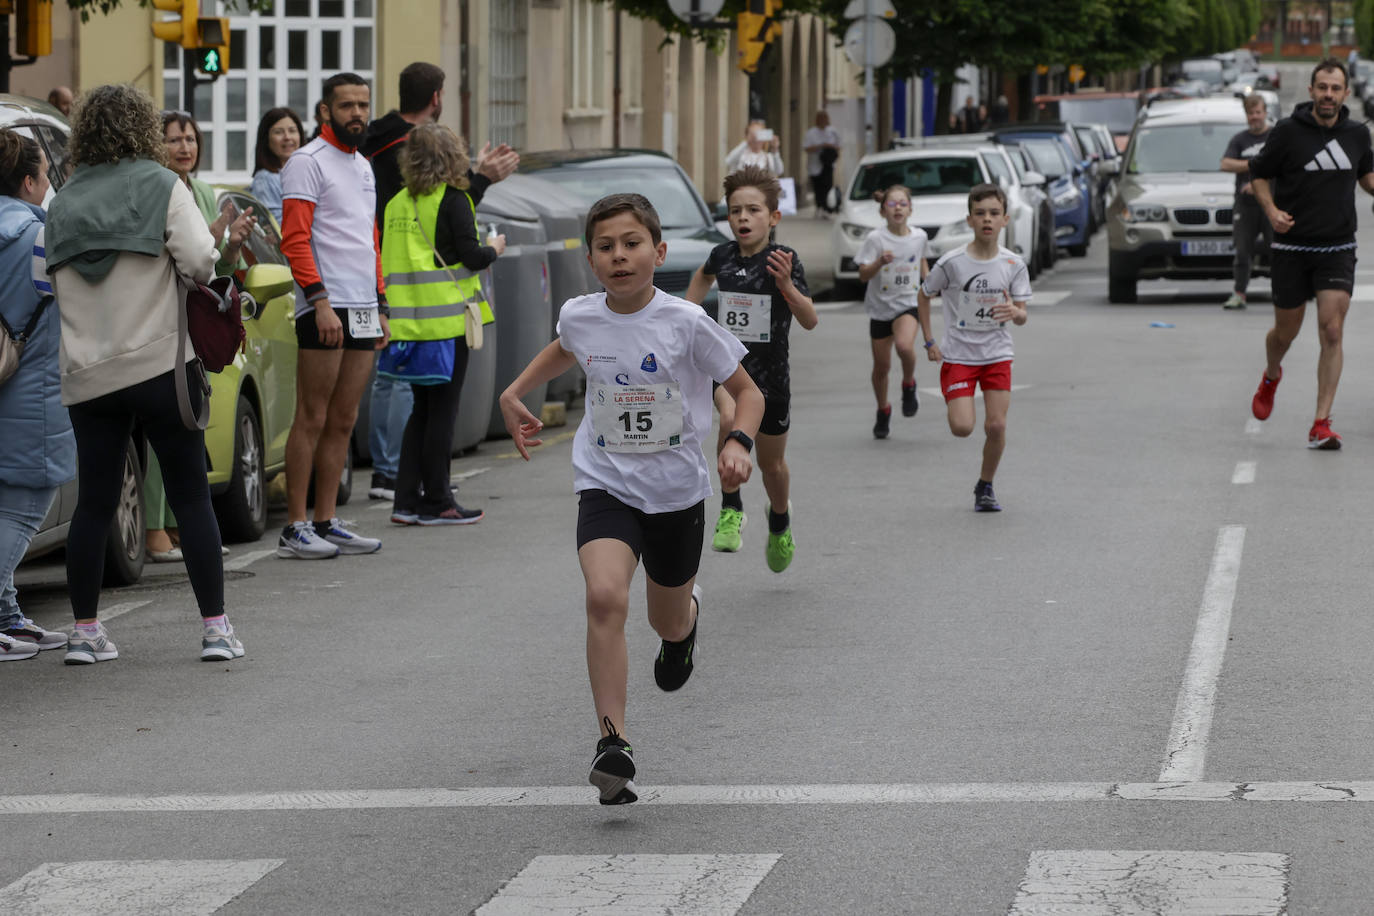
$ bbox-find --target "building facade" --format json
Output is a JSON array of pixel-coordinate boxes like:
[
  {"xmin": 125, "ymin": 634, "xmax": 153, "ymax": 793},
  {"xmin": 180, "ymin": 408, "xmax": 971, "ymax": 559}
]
[{"xmin": 11, "ymin": 1, "xmax": 867, "ymax": 204}]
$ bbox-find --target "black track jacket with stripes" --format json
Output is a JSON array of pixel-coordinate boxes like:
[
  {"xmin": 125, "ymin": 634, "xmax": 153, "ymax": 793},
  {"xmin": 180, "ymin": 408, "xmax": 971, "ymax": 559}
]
[{"xmin": 1248, "ymin": 101, "xmax": 1374, "ymax": 249}]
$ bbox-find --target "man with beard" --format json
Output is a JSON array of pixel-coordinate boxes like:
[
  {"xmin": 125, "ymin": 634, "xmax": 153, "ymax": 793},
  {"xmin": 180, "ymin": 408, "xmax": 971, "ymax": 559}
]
[
  {"xmin": 1247, "ymin": 58, "xmax": 1374, "ymax": 450},
  {"xmin": 277, "ymin": 72, "xmax": 389, "ymax": 559}
]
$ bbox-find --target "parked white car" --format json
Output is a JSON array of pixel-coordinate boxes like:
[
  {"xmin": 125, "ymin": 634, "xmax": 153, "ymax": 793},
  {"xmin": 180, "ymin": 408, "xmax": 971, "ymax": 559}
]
[{"xmin": 832, "ymin": 145, "xmax": 1044, "ymax": 291}]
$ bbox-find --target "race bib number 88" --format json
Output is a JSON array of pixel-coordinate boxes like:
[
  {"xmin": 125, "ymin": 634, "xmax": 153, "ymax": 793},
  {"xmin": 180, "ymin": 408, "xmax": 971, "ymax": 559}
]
[{"xmin": 590, "ymin": 383, "xmax": 685, "ymax": 453}]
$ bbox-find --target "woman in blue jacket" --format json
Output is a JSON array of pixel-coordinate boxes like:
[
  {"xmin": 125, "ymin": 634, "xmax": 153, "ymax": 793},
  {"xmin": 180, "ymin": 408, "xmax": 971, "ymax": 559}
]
[{"xmin": 0, "ymin": 130, "xmax": 73, "ymax": 661}]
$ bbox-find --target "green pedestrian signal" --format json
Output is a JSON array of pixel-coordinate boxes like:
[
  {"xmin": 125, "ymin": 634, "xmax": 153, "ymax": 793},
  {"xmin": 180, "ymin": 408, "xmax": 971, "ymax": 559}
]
[{"xmin": 197, "ymin": 47, "xmax": 221, "ymax": 75}]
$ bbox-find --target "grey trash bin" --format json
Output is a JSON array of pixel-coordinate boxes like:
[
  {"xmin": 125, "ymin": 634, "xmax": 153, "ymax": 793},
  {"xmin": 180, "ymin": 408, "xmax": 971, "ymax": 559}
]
[
  {"xmin": 475, "ymin": 183, "xmax": 552, "ymax": 438},
  {"xmin": 453, "ymin": 269, "xmax": 498, "ymax": 453},
  {"xmin": 497, "ymin": 174, "xmax": 596, "ymax": 406}
]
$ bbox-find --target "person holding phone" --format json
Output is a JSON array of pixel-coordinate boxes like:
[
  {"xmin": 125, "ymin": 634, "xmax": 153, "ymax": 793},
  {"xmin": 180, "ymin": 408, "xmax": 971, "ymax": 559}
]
[{"xmin": 730, "ymin": 122, "xmax": 783, "ymax": 176}]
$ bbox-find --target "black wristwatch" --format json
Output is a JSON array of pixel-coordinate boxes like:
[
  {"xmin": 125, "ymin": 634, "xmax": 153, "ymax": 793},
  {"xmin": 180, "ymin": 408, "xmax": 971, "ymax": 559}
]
[{"xmin": 725, "ymin": 429, "xmax": 754, "ymax": 453}]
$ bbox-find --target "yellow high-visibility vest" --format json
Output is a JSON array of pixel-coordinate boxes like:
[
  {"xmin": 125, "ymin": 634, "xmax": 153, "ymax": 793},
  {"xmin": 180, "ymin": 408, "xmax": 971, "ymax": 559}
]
[{"xmin": 381, "ymin": 185, "xmax": 493, "ymax": 341}]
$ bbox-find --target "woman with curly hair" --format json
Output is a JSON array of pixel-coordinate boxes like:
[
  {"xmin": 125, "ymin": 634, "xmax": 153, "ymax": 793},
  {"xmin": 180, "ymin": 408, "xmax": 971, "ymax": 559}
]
[
  {"xmin": 380, "ymin": 122, "xmax": 503, "ymax": 526},
  {"xmin": 45, "ymin": 84, "xmax": 246, "ymax": 665}
]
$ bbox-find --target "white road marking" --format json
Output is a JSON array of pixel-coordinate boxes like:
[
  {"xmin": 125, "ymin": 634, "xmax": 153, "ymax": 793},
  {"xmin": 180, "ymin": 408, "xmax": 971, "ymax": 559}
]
[
  {"xmin": 99, "ymin": 600, "xmax": 151, "ymax": 623},
  {"xmin": 0, "ymin": 859, "xmax": 283, "ymax": 915},
  {"xmin": 475, "ymin": 854, "xmax": 780, "ymax": 915},
  {"xmin": 1160, "ymin": 525, "xmax": 1246, "ymax": 782},
  {"xmin": 811, "ymin": 300, "xmax": 860, "ymax": 312},
  {"xmin": 222, "ymin": 548, "xmax": 274, "ymax": 572},
  {"xmin": 1008, "ymin": 850, "xmax": 1288, "ymax": 915},
  {"xmin": 1031, "ymin": 290, "xmax": 1071, "ymax": 306},
  {"xmin": 1231, "ymin": 461, "xmax": 1256, "ymax": 484},
  {"xmin": 5, "ymin": 781, "xmax": 1374, "ymax": 814},
  {"xmin": 1245, "ymin": 417, "xmax": 1263, "ymax": 435},
  {"xmin": 365, "ymin": 468, "xmax": 492, "ymax": 511}
]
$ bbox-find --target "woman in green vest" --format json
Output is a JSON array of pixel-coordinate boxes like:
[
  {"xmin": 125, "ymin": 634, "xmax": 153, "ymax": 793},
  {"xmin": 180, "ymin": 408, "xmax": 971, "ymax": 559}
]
[{"xmin": 382, "ymin": 123, "xmax": 504, "ymax": 525}]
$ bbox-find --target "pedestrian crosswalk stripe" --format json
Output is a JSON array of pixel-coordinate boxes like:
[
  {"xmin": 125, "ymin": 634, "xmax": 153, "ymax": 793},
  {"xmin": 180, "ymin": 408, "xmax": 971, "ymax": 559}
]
[
  {"xmin": 0, "ymin": 859, "xmax": 283, "ymax": 915},
  {"xmin": 1008, "ymin": 850, "xmax": 1288, "ymax": 915},
  {"xmin": 3, "ymin": 781, "xmax": 1374, "ymax": 814},
  {"xmin": 475, "ymin": 854, "xmax": 780, "ymax": 915}
]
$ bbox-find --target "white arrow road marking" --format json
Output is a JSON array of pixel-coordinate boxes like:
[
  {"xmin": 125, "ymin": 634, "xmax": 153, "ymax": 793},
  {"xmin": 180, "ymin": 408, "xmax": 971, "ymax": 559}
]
[
  {"xmin": 1161, "ymin": 525, "xmax": 1246, "ymax": 782},
  {"xmin": 475, "ymin": 855, "xmax": 781, "ymax": 915},
  {"xmin": 1232, "ymin": 461, "xmax": 1256, "ymax": 484},
  {"xmin": 1009, "ymin": 850, "xmax": 1288, "ymax": 915},
  {"xmin": 0, "ymin": 859, "xmax": 283, "ymax": 916},
  {"xmin": 1245, "ymin": 417, "xmax": 1262, "ymax": 435}
]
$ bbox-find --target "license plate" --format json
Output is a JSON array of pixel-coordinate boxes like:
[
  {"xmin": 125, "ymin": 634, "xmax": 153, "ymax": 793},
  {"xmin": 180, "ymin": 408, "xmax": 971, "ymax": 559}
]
[{"xmin": 1181, "ymin": 240, "xmax": 1234, "ymax": 256}]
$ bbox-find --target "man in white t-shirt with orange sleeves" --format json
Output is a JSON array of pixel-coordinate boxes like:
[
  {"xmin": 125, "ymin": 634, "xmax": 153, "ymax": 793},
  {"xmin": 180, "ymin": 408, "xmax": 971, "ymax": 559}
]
[
  {"xmin": 919, "ymin": 183, "xmax": 1031, "ymax": 512},
  {"xmin": 277, "ymin": 72, "xmax": 390, "ymax": 559}
]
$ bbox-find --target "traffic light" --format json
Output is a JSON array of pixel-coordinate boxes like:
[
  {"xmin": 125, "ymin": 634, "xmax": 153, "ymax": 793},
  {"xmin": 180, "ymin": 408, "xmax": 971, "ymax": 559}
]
[
  {"xmin": 736, "ymin": 0, "xmax": 783, "ymax": 74},
  {"xmin": 15, "ymin": 0, "xmax": 52, "ymax": 58},
  {"xmin": 151, "ymin": 0, "xmax": 230, "ymax": 78}
]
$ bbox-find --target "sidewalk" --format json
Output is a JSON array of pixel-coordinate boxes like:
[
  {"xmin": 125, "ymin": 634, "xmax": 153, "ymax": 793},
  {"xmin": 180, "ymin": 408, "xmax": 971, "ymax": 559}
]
[{"xmin": 774, "ymin": 205, "xmax": 839, "ymax": 297}]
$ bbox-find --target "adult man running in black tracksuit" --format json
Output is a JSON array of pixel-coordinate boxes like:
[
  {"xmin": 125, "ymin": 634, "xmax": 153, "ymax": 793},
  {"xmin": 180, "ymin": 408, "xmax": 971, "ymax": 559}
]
[{"xmin": 1248, "ymin": 57, "xmax": 1374, "ymax": 449}]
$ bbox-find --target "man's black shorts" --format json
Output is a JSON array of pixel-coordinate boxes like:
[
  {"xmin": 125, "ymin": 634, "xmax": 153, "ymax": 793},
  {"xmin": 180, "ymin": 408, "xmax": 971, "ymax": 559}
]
[
  {"xmin": 295, "ymin": 306, "xmax": 383, "ymax": 351},
  {"xmin": 869, "ymin": 307, "xmax": 921, "ymax": 340},
  {"xmin": 708, "ymin": 384, "xmax": 791, "ymax": 436},
  {"xmin": 1271, "ymin": 247, "xmax": 1356, "ymax": 310},
  {"xmin": 575, "ymin": 489, "xmax": 705, "ymax": 588}
]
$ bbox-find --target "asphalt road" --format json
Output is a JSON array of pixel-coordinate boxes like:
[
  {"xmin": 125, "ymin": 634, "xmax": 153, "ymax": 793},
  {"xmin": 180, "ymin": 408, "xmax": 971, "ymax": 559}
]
[{"xmin": 6, "ymin": 63, "xmax": 1374, "ymax": 914}]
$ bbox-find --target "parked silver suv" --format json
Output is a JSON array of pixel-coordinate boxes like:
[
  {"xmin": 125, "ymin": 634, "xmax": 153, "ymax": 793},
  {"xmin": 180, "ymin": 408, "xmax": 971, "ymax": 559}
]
[{"xmin": 1105, "ymin": 97, "xmax": 1258, "ymax": 303}]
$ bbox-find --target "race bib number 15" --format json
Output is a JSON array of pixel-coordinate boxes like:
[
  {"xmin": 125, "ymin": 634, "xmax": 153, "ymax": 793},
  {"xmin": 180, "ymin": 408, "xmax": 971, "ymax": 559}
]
[{"xmin": 590, "ymin": 383, "xmax": 685, "ymax": 453}]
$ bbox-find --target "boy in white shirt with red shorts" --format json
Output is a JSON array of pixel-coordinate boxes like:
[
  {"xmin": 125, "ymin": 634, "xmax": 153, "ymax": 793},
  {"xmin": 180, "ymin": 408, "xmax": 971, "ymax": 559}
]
[
  {"xmin": 918, "ymin": 183, "xmax": 1030, "ymax": 511},
  {"xmin": 499, "ymin": 193, "xmax": 764, "ymax": 805}
]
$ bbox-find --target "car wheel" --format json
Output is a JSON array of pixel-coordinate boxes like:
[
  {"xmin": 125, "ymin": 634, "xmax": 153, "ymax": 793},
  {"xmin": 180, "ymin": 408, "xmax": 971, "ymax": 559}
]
[
  {"xmin": 1068, "ymin": 240, "xmax": 1089, "ymax": 258},
  {"xmin": 1108, "ymin": 273, "xmax": 1137, "ymax": 304},
  {"xmin": 214, "ymin": 395, "xmax": 267, "ymax": 542},
  {"xmin": 102, "ymin": 440, "xmax": 145, "ymax": 587}
]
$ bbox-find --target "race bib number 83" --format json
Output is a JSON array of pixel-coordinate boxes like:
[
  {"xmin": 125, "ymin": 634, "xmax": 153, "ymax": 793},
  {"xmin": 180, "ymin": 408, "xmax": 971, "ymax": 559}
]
[
  {"xmin": 718, "ymin": 291, "xmax": 770, "ymax": 343},
  {"xmin": 590, "ymin": 383, "xmax": 685, "ymax": 453}
]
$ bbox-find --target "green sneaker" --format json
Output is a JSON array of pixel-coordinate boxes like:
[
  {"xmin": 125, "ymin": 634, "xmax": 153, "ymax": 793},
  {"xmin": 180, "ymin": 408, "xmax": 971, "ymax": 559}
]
[
  {"xmin": 712, "ymin": 507, "xmax": 746, "ymax": 552},
  {"xmin": 765, "ymin": 503, "xmax": 795, "ymax": 573}
]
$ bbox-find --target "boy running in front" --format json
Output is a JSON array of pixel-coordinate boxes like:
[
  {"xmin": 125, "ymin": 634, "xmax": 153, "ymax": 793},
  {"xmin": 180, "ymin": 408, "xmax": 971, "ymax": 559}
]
[
  {"xmin": 855, "ymin": 184, "xmax": 936, "ymax": 438},
  {"xmin": 918, "ymin": 183, "xmax": 1030, "ymax": 511},
  {"xmin": 685, "ymin": 166, "xmax": 818, "ymax": 570},
  {"xmin": 499, "ymin": 193, "xmax": 764, "ymax": 805}
]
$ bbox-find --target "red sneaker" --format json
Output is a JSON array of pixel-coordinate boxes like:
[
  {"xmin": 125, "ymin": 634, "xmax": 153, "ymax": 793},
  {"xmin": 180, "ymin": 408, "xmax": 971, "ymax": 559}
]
[
  {"xmin": 1251, "ymin": 368, "xmax": 1281, "ymax": 420},
  {"xmin": 1308, "ymin": 417, "xmax": 1342, "ymax": 450}
]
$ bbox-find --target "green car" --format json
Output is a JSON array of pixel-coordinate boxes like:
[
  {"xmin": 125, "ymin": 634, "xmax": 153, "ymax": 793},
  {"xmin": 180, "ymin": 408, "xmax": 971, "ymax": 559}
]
[{"xmin": 203, "ymin": 187, "xmax": 298, "ymax": 544}]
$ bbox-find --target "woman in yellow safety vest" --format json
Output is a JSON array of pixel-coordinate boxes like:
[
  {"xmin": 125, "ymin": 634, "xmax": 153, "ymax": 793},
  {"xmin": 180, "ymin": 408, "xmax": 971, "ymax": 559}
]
[{"xmin": 380, "ymin": 123, "xmax": 505, "ymax": 525}]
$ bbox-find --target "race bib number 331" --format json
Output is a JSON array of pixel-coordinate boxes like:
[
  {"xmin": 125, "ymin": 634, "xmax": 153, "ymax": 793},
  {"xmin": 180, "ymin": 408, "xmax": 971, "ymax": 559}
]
[
  {"xmin": 348, "ymin": 305, "xmax": 383, "ymax": 339},
  {"xmin": 590, "ymin": 383, "xmax": 685, "ymax": 453}
]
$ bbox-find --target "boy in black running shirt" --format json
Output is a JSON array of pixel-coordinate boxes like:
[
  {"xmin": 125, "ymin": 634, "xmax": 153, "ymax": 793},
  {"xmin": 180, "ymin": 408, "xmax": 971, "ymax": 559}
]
[{"xmin": 686, "ymin": 166, "xmax": 818, "ymax": 573}]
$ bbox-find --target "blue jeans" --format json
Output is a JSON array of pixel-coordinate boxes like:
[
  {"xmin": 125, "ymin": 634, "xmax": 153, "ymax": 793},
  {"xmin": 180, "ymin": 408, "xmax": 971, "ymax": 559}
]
[
  {"xmin": 368, "ymin": 373, "xmax": 414, "ymax": 478},
  {"xmin": 0, "ymin": 484, "xmax": 58, "ymax": 630}
]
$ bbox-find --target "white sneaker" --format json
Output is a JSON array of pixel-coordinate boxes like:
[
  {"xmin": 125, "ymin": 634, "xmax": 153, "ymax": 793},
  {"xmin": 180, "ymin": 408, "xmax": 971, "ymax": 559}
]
[
  {"xmin": 64, "ymin": 623, "xmax": 118, "ymax": 665},
  {"xmin": 277, "ymin": 521, "xmax": 340, "ymax": 559},
  {"xmin": 3, "ymin": 616, "xmax": 66, "ymax": 650},
  {"xmin": 317, "ymin": 518, "xmax": 382, "ymax": 555},
  {"xmin": 0, "ymin": 633, "xmax": 40, "ymax": 662},
  {"xmin": 201, "ymin": 620, "xmax": 246, "ymax": 661}
]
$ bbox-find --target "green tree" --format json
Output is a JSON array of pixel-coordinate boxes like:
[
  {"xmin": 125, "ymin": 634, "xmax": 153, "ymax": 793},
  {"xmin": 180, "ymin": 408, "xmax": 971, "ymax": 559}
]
[{"xmin": 65, "ymin": 0, "xmax": 270, "ymax": 22}]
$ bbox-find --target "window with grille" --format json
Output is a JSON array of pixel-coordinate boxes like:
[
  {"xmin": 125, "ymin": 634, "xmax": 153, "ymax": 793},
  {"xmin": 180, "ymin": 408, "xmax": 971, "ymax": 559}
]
[
  {"xmin": 565, "ymin": 0, "xmax": 604, "ymax": 115},
  {"xmin": 490, "ymin": 0, "xmax": 528, "ymax": 149},
  {"xmin": 160, "ymin": 0, "xmax": 375, "ymax": 183}
]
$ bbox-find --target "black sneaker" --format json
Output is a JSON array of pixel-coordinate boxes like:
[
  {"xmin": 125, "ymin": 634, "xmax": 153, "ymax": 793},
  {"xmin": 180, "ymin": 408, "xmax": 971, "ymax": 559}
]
[
  {"xmin": 589, "ymin": 717, "xmax": 637, "ymax": 805},
  {"xmin": 873, "ymin": 406, "xmax": 891, "ymax": 439},
  {"xmin": 654, "ymin": 584, "xmax": 700, "ymax": 692},
  {"xmin": 901, "ymin": 383, "xmax": 919, "ymax": 417},
  {"xmin": 368, "ymin": 473, "xmax": 395, "ymax": 501},
  {"xmin": 974, "ymin": 481, "xmax": 1002, "ymax": 512}
]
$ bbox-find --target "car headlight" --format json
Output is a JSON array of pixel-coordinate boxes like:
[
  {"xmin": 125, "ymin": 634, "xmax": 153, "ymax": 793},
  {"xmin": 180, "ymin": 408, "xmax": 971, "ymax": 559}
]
[
  {"xmin": 939, "ymin": 219, "xmax": 973, "ymax": 239},
  {"xmin": 1121, "ymin": 202, "xmax": 1167, "ymax": 222},
  {"xmin": 1052, "ymin": 187, "xmax": 1082, "ymax": 209},
  {"xmin": 840, "ymin": 222, "xmax": 870, "ymax": 241}
]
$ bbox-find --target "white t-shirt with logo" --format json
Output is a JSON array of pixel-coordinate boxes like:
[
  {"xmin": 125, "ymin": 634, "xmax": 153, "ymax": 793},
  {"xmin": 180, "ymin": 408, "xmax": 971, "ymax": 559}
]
[
  {"xmin": 855, "ymin": 226, "xmax": 928, "ymax": 321},
  {"xmin": 557, "ymin": 289, "xmax": 747, "ymax": 514},
  {"xmin": 920, "ymin": 246, "xmax": 1031, "ymax": 365},
  {"xmin": 803, "ymin": 125, "xmax": 840, "ymax": 176},
  {"xmin": 280, "ymin": 136, "xmax": 379, "ymax": 318}
]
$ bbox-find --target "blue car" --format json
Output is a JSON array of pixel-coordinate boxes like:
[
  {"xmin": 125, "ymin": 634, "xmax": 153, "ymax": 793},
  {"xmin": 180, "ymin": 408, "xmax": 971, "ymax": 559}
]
[{"xmin": 1001, "ymin": 136, "xmax": 1093, "ymax": 256}]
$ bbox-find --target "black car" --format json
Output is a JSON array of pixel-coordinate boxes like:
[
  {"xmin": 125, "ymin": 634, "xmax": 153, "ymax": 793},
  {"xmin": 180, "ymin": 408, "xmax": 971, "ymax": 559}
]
[{"xmin": 517, "ymin": 149, "xmax": 729, "ymax": 306}]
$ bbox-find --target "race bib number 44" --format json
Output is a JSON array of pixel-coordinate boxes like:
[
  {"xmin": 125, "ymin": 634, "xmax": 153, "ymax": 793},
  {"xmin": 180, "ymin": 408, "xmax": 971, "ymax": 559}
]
[
  {"xmin": 348, "ymin": 305, "xmax": 383, "ymax": 339},
  {"xmin": 955, "ymin": 288, "xmax": 1006, "ymax": 330},
  {"xmin": 718, "ymin": 291, "xmax": 770, "ymax": 342},
  {"xmin": 590, "ymin": 383, "xmax": 685, "ymax": 453}
]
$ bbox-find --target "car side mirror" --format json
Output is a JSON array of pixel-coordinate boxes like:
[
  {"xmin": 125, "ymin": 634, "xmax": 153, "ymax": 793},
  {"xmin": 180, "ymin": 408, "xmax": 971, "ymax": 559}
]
[
  {"xmin": 1099, "ymin": 159, "xmax": 1120, "ymax": 176},
  {"xmin": 1022, "ymin": 170, "xmax": 1047, "ymax": 186},
  {"xmin": 243, "ymin": 263, "xmax": 294, "ymax": 306}
]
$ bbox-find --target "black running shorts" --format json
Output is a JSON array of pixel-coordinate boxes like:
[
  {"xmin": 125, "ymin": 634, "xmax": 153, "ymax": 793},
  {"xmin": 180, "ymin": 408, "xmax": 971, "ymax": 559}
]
[
  {"xmin": 869, "ymin": 307, "xmax": 921, "ymax": 340},
  {"xmin": 575, "ymin": 489, "xmax": 705, "ymax": 588},
  {"xmin": 1270, "ymin": 247, "xmax": 1356, "ymax": 310},
  {"xmin": 295, "ymin": 306, "xmax": 384, "ymax": 351}
]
